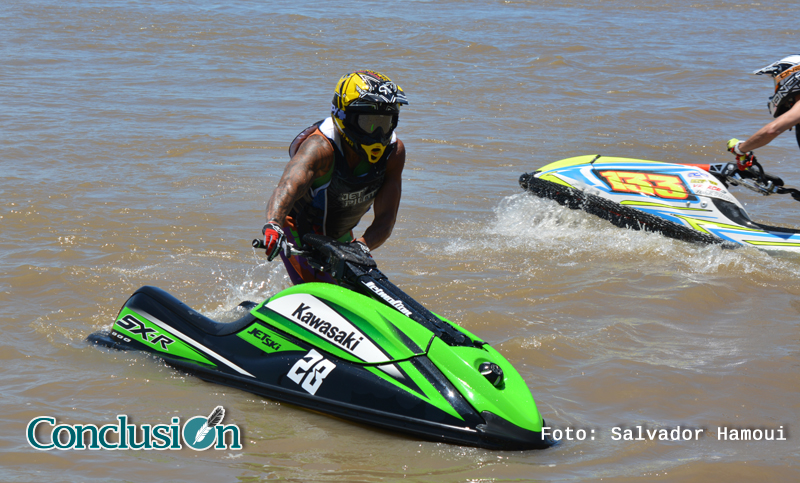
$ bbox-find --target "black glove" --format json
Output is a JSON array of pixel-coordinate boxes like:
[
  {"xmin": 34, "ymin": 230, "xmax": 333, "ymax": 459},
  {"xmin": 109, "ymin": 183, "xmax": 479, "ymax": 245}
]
[{"xmin": 351, "ymin": 239, "xmax": 372, "ymax": 258}]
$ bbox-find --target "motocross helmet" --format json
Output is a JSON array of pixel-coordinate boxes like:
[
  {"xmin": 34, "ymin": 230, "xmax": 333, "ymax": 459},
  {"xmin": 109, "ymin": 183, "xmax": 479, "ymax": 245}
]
[
  {"xmin": 753, "ymin": 55, "xmax": 800, "ymax": 118},
  {"xmin": 331, "ymin": 70, "xmax": 408, "ymax": 164}
]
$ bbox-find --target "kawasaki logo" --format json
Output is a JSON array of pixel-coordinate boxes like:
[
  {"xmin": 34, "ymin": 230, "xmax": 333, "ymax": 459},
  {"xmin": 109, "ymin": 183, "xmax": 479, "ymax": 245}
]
[
  {"xmin": 266, "ymin": 294, "xmax": 389, "ymax": 364},
  {"xmin": 291, "ymin": 303, "xmax": 364, "ymax": 351},
  {"xmin": 363, "ymin": 281, "xmax": 413, "ymax": 317}
]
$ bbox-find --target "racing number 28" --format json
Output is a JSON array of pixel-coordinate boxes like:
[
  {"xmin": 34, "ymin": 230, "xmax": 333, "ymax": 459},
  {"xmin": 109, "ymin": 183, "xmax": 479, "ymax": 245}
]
[
  {"xmin": 287, "ymin": 349, "xmax": 336, "ymax": 395},
  {"xmin": 597, "ymin": 171, "xmax": 688, "ymax": 200}
]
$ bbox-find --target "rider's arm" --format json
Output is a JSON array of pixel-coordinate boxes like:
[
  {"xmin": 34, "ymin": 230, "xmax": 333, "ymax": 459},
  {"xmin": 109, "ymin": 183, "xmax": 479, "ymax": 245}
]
[
  {"xmin": 739, "ymin": 98, "xmax": 800, "ymax": 152},
  {"xmin": 265, "ymin": 135, "xmax": 333, "ymax": 225},
  {"xmin": 357, "ymin": 139, "xmax": 406, "ymax": 250}
]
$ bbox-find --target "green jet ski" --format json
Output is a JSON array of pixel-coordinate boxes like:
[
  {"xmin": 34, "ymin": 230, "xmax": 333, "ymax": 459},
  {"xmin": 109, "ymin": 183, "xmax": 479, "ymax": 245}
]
[{"xmin": 88, "ymin": 234, "xmax": 553, "ymax": 450}]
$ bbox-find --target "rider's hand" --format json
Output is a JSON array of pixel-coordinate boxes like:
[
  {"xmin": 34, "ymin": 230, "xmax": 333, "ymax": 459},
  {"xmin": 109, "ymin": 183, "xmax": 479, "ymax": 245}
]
[
  {"xmin": 727, "ymin": 138, "xmax": 744, "ymax": 154},
  {"xmin": 262, "ymin": 221, "xmax": 287, "ymax": 261},
  {"xmin": 351, "ymin": 239, "xmax": 372, "ymax": 258},
  {"xmin": 727, "ymin": 138, "xmax": 754, "ymax": 170}
]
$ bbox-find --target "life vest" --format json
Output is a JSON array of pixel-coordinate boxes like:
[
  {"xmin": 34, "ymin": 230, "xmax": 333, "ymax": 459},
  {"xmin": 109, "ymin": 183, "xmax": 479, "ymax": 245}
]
[{"xmin": 287, "ymin": 117, "xmax": 396, "ymax": 241}]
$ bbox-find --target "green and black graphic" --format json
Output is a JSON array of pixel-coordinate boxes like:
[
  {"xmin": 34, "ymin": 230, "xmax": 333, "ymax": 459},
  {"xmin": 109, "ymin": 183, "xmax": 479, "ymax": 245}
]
[{"xmin": 88, "ymin": 234, "xmax": 552, "ymax": 450}]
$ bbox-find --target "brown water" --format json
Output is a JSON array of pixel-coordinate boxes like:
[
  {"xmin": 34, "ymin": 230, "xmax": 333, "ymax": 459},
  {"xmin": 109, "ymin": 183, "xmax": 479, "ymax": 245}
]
[{"xmin": 2, "ymin": 1, "xmax": 799, "ymax": 481}]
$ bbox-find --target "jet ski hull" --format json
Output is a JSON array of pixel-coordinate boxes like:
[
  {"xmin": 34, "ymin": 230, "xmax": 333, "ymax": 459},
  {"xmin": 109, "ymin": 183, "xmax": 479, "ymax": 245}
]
[
  {"xmin": 89, "ymin": 284, "xmax": 552, "ymax": 450},
  {"xmin": 521, "ymin": 155, "xmax": 800, "ymax": 251}
]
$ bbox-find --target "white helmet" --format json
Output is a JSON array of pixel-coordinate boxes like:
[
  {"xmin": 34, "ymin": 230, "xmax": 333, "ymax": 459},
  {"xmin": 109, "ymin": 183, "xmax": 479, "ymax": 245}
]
[{"xmin": 753, "ymin": 55, "xmax": 800, "ymax": 117}]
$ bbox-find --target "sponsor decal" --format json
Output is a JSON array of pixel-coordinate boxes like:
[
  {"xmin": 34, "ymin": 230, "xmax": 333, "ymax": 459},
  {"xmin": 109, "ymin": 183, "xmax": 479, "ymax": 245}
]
[
  {"xmin": 292, "ymin": 302, "xmax": 364, "ymax": 351},
  {"xmin": 238, "ymin": 323, "xmax": 302, "ymax": 354},
  {"xmin": 597, "ymin": 170, "xmax": 689, "ymax": 200},
  {"xmin": 690, "ymin": 178, "xmax": 719, "ymax": 186},
  {"xmin": 266, "ymin": 294, "xmax": 388, "ymax": 363},
  {"xmin": 692, "ymin": 187, "xmax": 736, "ymax": 203},
  {"xmin": 339, "ymin": 187, "xmax": 379, "ymax": 207},
  {"xmin": 113, "ymin": 310, "xmax": 253, "ymax": 377},
  {"xmin": 26, "ymin": 406, "xmax": 241, "ymax": 451},
  {"xmin": 363, "ymin": 281, "xmax": 413, "ymax": 317},
  {"xmin": 248, "ymin": 327, "xmax": 283, "ymax": 351},
  {"xmin": 115, "ymin": 314, "xmax": 174, "ymax": 350}
]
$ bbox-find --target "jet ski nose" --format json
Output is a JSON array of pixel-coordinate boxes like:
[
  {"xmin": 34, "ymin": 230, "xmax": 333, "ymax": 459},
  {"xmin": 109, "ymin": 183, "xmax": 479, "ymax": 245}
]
[{"xmin": 479, "ymin": 362, "xmax": 504, "ymax": 387}]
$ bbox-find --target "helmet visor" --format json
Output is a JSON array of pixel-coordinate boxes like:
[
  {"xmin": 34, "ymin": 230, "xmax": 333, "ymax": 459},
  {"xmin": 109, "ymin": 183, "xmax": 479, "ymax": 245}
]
[{"xmin": 355, "ymin": 113, "xmax": 397, "ymax": 136}]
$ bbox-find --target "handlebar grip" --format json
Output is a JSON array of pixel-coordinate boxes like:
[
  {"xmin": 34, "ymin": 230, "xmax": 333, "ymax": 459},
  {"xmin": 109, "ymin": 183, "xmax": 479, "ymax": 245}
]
[
  {"xmin": 764, "ymin": 172, "xmax": 784, "ymax": 187},
  {"xmin": 253, "ymin": 238, "xmax": 305, "ymax": 258}
]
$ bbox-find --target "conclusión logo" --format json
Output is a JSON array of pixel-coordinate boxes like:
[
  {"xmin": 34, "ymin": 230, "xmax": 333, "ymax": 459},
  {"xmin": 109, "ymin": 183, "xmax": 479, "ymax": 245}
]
[{"xmin": 26, "ymin": 406, "xmax": 242, "ymax": 451}]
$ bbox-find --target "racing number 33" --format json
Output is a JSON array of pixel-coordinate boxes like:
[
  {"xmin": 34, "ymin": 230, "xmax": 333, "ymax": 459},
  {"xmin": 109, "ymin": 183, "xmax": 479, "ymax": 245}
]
[
  {"xmin": 287, "ymin": 349, "xmax": 336, "ymax": 395},
  {"xmin": 597, "ymin": 171, "xmax": 688, "ymax": 200}
]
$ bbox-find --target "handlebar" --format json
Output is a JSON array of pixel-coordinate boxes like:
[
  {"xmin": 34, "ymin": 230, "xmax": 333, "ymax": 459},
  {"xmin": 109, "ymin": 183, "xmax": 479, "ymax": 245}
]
[
  {"xmin": 251, "ymin": 238, "xmax": 306, "ymax": 257},
  {"xmin": 708, "ymin": 157, "xmax": 800, "ymax": 202},
  {"xmin": 709, "ymin": 157, "xmax": 781, "ymax": 195},
  {"xmin": 251, "ymin": 233, "xmax": 474, "ymax": 347},
  {"xmin": 728, "ymin": 169, "xmax": 777, "ymax": 196}
]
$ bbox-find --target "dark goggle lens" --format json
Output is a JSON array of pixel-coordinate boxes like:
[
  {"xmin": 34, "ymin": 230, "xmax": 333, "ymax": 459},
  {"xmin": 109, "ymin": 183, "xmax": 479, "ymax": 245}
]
[{"xmin": 356, "ymin": 114, "xmax": 395, "ymax": 135}]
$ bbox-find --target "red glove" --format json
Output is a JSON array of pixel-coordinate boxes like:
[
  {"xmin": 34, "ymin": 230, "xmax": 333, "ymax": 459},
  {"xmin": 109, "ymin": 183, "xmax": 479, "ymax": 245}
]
[
  {"xmin": 262, "ymin": 221, "xmax": 286, "ymax": 261},
  {"xmin": 734, "ymin": 152, "xmax": 755, "ymax": 171}
]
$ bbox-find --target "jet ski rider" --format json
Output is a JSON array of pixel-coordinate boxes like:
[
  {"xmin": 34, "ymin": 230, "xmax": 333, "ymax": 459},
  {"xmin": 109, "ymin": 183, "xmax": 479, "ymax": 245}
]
[
  {"xmin": 728, "ymin": 55, "xmax": 800, "ymax": 167},
  {"xmin": 261, "ymin": 70, "xmax": 408, "ymax": 285}
]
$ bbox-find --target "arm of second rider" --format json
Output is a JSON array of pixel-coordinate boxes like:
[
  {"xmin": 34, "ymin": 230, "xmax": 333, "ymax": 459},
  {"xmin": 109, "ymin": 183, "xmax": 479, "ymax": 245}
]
[{"xmin": 738, "ymin": 100, "xmax": 800, "ymax": 152}]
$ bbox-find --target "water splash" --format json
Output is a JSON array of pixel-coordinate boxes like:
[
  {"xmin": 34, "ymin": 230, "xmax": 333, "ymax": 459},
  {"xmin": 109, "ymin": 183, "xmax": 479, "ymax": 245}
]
[{"xmin": 443, "ymin": 193, "xmax": 800, "ymax": 285}]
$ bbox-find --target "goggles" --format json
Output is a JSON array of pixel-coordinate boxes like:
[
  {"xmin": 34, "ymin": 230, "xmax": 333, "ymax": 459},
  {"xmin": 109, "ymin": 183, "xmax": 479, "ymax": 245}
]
[{"xmin": 354, "ymin": 113, "xmax": 397, "ymax": 136}]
